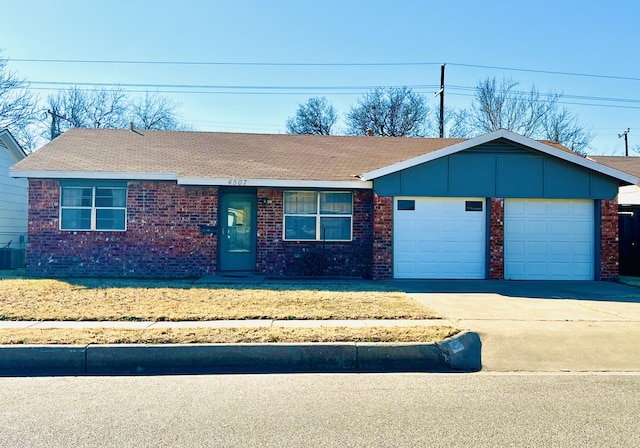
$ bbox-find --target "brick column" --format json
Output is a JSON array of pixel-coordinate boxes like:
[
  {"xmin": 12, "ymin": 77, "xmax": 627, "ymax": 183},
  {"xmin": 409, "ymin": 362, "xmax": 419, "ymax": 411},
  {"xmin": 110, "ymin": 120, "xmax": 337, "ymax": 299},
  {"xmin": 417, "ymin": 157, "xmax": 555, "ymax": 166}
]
[
  {"xmin": 256, "ymin": 188, "xmax": 285, "ymax": 276},
  {"xmin": 372, "ymin": 194, "xmax": 393, "ymax": 279},
  {"xmin": 600, "ymin": 198, "xmax": 619, "ymax": 280},
  {"xmin": 489, "ymin": 198, "xmax": 504, "ymax": 280}
]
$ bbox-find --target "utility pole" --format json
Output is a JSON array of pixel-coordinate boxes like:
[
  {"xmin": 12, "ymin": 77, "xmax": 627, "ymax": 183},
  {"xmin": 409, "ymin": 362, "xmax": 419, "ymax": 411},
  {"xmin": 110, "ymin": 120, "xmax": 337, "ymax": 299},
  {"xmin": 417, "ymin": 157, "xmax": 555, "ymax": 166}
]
[
  {"xmin": 619, "ymin": 128, "xmax": 630, "ymax": 156},
  {"xmin": 435, "ymin": 64, "xmax": 445, "ymax": 138},
  {"xmin": 46, "ymin": 108, "xmax": 71, "ymax": 140}
]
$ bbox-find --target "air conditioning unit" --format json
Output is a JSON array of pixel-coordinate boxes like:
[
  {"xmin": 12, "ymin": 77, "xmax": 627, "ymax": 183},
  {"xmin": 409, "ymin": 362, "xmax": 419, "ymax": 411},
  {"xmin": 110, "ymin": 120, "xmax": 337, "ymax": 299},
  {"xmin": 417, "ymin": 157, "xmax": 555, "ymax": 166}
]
[{"xmin": 0, "ymin": 248, "xmax": 26, "ymax": 269}]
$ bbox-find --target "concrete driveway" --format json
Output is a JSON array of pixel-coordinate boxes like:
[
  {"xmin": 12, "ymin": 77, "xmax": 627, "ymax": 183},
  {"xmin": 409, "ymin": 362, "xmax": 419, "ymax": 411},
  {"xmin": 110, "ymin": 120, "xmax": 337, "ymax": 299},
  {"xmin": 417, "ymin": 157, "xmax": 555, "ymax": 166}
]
[{"xmin": 392, "ymin": 280, "xmax": 640, "ymax": 372}]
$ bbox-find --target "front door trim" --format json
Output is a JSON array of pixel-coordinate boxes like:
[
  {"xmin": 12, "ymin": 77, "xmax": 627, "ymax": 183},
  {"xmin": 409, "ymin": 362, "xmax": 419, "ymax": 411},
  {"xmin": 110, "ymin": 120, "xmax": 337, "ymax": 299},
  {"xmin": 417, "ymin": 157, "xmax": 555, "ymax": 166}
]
[{"xmin": 218, "ymin": 189, "xmax": 257, "ymax": 272}]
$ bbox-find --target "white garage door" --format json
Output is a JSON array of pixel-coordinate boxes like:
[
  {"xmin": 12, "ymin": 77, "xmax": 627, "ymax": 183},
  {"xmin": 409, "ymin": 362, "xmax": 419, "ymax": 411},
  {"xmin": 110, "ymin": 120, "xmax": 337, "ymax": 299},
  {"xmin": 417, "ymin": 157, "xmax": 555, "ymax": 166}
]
[
  {"xmin": 394, "ymin": 197, "xmax": 486, "ymax": 279},
  {"xmin": 504, "ymin": 199, "xmax": 594, "ymax": 280}
]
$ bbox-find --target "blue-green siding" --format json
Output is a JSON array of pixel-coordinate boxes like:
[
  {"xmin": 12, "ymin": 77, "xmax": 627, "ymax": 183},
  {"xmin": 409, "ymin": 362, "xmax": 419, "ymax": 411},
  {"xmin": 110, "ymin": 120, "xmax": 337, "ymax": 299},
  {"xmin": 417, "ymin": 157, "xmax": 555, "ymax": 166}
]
[{"xmin": 373, "ymin": 140, "xmax": 620, "ymax": 199}]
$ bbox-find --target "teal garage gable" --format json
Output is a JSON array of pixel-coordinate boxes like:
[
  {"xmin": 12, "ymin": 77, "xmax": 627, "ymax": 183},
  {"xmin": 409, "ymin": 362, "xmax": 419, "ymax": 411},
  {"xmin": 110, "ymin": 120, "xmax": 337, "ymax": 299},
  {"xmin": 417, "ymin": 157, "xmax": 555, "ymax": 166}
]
[{"xmin": 372, "ymin": 138, "xmax": 621, "ymax": 199}]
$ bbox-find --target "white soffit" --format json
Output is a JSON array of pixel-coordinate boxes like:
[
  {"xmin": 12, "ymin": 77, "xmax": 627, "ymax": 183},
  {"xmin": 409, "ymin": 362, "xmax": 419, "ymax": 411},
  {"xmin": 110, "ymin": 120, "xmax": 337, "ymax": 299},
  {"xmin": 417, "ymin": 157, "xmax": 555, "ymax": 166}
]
[{"xmin": 178, "ymin": 177, "xmax": 373, "ymax": 189}]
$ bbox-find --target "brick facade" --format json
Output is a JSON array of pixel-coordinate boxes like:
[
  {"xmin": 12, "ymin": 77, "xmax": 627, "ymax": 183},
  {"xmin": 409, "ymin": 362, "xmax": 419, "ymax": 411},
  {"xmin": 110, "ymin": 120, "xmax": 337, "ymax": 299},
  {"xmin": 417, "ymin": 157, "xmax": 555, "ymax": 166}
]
[
  {"xmin": 372, "ymin": 194, "xmax": 393, "ymax": 280},
  {"xmin": 489, "ymin": 198, "xmax": 505, "ymax": 280},
  {"xmin": 600, "ymin": 198, "xmax": 619, "ymax": 280},
  {"xmin": 256, "ymin": 189, "xmax": 373, "ymax": 278},
  {"xmin": 27, "ymin": 181, "xmax": 374, "ymax": 279},
  {"xmin": 25, "ymin": 179, "xmax": 621, "ymax": 281},
  {"xmin": 27, "ymin": 180, "xmax": 219, "ymax": 278}
]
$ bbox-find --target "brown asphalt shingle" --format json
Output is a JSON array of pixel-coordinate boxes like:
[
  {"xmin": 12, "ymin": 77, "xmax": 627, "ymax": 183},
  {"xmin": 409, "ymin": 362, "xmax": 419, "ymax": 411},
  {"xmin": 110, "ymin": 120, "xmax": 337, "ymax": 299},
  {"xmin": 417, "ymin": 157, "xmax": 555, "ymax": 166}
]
[
  {"xmin": 590, "ymin": 156, "xmax": 640, "ymax": 185},
  {"xmin": 13, "ymin": 128, "xmax": 581, "ymax": 183},
  {"xmin": 11, "ymin": 129, "xmax": 465, "ymax": 182}
]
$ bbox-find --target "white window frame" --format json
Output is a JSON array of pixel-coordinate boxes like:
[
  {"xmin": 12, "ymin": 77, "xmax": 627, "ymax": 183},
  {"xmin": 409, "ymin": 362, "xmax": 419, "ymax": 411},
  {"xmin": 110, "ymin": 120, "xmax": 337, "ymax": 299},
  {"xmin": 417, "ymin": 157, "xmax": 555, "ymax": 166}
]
[
  {"xmin": 60, "ymin": 185, "xmax": 127, "ymax": 231},
  {"xmin": 283, "ymin": 191, "xmax": 353, "ymax": 242}
]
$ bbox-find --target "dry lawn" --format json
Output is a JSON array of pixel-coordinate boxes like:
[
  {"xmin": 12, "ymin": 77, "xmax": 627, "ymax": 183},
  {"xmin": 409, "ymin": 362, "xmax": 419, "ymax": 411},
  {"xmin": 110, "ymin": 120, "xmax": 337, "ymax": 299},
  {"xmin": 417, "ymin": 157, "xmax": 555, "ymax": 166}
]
[
  {"xmin": 0, "ymin": 326, "xmax": 458, "ymax": 345},
  {"xmin": 0, "ymin": 277, "xmax": 438, "ymax": 321}
]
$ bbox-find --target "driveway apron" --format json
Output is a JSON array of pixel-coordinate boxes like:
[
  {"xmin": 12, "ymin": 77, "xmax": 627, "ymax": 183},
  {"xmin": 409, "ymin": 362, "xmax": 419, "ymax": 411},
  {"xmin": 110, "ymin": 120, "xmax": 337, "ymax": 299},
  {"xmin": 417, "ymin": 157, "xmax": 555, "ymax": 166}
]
[{"xmin": 393, "ymin": 280, "xmax": 640, "ymax": 372}]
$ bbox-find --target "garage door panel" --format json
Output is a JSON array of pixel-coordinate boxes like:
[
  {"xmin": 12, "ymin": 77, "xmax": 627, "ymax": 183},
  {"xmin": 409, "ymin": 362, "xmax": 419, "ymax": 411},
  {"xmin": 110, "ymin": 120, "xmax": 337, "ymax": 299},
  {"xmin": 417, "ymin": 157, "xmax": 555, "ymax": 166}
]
[
  {"xmin": 396, "ymin": 220, "xmax": 417, "ymax": 232},
  {"xmin": 527, "ymin": 262, "xmax": 550, "ymax": 277},
  {"xmin": 395, "ymin": 262, "xmax": 416, "ymax": 275},
  {"xmin": 506, "ymin": 262, "xmax": 525, "ymax": 277},
  {"xmin": 549, "ymin": 241, "xmax": 571, "ymax": 256},
  {"xmin": 571, "ymin": 221, "xmax": 592, "ymax": 237},
  {"xmin": 505, "ymin": 199, "xmax": 594, "ymax": 280},
  {"xmin": 394, "ymin": 197, "xmax": 486, "ymax": 279},
  {"xmin": 527, "ymin": 241, "xmax": 548, "ymax": 257},
  {"xmin": 397, "ymin": 241, "xmax": 416, "ymax": 254},
  {"xmin": 572, "ymin": 241, "xmax": 593, "ymax": 257},
  {"xmin": 526, "ymin": 220, "xmax": 548, "ymax": 236},
  {"xmin": 548, "ymin": 202, "xmax": 571, "ymax": 215}
]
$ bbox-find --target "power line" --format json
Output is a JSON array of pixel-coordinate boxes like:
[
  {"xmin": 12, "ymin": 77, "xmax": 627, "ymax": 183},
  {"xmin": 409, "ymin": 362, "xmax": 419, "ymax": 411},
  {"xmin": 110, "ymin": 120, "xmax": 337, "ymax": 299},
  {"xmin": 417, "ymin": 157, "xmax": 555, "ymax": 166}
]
[
  {"xmin": 28, "ymin": 80, "xmax": 439, "ymax": 90},
  {"xmin": 9, "ymin": 58, "xmax": 442, "ymax": 67},
  {"xmin": 9, "ymin": 57, "xmax": 640, "ymax": 82},
  {"xmin": 448, "ymin": 63, "xmax": 640, "ymax": 82}
]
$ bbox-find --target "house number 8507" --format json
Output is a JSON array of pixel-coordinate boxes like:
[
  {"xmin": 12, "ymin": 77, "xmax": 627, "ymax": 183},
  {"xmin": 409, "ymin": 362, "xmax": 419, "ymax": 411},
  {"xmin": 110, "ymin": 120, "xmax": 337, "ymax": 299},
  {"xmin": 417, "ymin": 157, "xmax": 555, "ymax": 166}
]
[{"xmin": 228, "ymin": 179, "xmax": 248, "ymax": 186}]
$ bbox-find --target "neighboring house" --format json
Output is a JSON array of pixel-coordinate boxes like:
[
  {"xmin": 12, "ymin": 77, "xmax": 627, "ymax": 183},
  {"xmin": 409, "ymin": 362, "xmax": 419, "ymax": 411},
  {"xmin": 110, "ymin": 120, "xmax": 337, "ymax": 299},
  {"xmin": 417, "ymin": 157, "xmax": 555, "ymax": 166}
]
[
  {"xmin": 591, "ymin": 156, "xmax": 640, "ymax": 276},
  {"xmin": 10, "ymin": 128, "xmax": 637, "ymax": 281},
  {"xmin": 0, "ymin": 129, "xmax": 27, "ymax": 268}
]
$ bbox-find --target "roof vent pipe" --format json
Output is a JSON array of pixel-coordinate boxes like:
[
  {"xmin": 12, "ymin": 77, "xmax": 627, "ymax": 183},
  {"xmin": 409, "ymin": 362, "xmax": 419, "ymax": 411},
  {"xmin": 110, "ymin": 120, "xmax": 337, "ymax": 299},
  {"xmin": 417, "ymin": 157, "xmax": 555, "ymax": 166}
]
[
  {"xmin": 366, "ymin": 129, "xmax": 374, "ymax": 137},
  {"xmin": 130, "ymin": 122, "xmax": 135, "ymax": 131}
]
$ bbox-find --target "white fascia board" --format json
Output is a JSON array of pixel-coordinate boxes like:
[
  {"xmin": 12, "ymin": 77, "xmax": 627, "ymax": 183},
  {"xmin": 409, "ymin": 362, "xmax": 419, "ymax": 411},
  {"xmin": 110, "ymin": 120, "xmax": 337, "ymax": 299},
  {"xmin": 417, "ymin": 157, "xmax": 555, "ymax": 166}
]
[
  {"xmin": 362, "ymin": 129, "xmax": 639, "ymax": 185},
  {"xmin": 9, "ymin": 170, "xmax": 178, "ymax": 181},
  {"xmin": 178, "ymin": 177, "xmax": 373, "ymax": 189},
  {"xmin": 0, "ymin": 130, "xmax": 26, "ymax": 160}
]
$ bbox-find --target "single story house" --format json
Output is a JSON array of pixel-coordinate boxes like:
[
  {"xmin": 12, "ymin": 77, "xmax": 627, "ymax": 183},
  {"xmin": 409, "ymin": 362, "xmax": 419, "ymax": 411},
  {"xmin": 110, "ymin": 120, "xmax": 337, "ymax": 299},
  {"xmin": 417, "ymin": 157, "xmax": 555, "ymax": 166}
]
[
  {"xmin": 0, "ymin": 129, "xmax": 27, "ymax": 268},
  {"xmin": 10, "ymin": 128, "xmax": 638, "ymax": 281},
  {"xmin": 591, "ymin": 156, "xmax": 640, "ymax": 276}
]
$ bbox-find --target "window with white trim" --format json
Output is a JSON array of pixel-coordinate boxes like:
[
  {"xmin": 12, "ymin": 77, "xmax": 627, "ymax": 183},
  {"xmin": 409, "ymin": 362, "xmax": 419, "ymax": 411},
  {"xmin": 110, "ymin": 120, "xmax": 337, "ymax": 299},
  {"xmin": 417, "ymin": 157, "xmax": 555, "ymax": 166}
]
[
  {"xmin": 283, "ymin": 191, "xmax": 353, "ymax": 241},
  {"xmin": 60, "ymin": 185, "xmax": 127, "ymax": 231}
]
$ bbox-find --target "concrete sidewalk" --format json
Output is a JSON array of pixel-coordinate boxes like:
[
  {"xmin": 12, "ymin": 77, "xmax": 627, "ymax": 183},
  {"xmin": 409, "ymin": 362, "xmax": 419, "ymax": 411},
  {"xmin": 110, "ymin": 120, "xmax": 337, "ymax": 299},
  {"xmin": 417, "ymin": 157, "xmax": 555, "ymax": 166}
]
[
  {"xmin": 400, "ymin": 280, "xmax": 640, "ymax": 372},
  {"xmin": 0, "ymin": 319, "xmax": 452, "ymax": 330}
]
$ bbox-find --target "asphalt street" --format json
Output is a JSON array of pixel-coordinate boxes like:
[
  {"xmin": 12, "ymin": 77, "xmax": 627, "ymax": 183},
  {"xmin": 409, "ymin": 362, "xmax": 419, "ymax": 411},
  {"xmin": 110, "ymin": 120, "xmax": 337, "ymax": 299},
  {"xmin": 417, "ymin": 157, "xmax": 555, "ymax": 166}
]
[{"xmin": 1, "ymin": 373, "xmax": 639, "ymax": 447}]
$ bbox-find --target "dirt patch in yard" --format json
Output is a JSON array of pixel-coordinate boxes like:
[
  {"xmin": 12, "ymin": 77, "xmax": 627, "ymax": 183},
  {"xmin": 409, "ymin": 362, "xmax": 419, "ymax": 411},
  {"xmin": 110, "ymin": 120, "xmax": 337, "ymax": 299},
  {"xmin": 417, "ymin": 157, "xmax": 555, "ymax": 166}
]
[
  {"xmin": 0, "ymin": 278, "xmax": 438, "ymax": 321},
  {"xmin": 0, "ymin": 326, "xmax": 459, "ymax": 345}
]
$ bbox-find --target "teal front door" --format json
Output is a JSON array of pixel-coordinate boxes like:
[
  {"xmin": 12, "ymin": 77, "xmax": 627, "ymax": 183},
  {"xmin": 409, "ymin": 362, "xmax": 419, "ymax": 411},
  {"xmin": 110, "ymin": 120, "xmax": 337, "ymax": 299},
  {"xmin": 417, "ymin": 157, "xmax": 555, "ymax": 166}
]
[{"xmin": 219, "ymin": 192, "xmax": 257, "ymax": 272}]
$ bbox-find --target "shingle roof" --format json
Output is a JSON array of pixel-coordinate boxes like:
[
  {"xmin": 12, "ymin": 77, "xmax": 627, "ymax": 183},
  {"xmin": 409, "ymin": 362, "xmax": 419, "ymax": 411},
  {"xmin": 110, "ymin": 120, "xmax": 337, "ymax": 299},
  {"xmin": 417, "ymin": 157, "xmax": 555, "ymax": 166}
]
[
  {"xmin": 590, "ymin": 156, "xmax": 640, "ymax": 186},
  {"xmin": 11, "ymin": 128, "xmax": 466, "ymax": 182},
  {"xmin": 16, "ymin": 128, "xmax": 627, "ymax": 186}
]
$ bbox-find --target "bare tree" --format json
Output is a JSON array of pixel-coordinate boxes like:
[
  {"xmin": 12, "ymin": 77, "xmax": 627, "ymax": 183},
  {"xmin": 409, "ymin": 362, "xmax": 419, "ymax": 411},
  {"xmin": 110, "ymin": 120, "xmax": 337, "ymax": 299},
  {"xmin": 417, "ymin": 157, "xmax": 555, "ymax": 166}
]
[
  {"xmin": 452, "ymin": 77, "xmax": 593, "ymax": 154},
  {"xmin": 48, "ymin": 86, "xmax": 129, "ymax": 138},
  {"xmin": 286, "ymin": 97, "xmax": 338, "ymax": 135},
  {"xmin": 130, "ymin": 92, "xmax": 187, "ymax": 130},
  {"xmin": 346, "ymin": 87, "xmax": 429, "ymax": 137},
  {"xmin": 46, "ymin": 87, "xmax": 187, "ymax": 139},
  {"xmin": 541, "ymin": 107, "xmax": 593, "ymax": 155},
  {"xmin": 0, "ymin": 53, "xmax": 40, "ymax": 151},
  {"xmin": 467, "ymin": 78, "xmax": 557, "ymax": 136}
]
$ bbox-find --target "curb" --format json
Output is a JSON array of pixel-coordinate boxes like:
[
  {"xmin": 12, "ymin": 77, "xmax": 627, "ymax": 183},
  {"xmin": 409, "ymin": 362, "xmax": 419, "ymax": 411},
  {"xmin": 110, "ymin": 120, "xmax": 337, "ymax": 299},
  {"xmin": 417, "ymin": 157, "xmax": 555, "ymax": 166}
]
[{"xmin": 0, "ymin": 332, "xmax": 481, "ymax": 376}]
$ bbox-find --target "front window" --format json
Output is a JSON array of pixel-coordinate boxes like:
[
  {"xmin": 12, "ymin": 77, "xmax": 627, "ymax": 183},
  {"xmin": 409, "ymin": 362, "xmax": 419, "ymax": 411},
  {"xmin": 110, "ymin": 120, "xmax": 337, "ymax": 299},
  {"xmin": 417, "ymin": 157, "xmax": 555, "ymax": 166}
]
[
  {"xmin": 283, "ymin": 191, "xmax": 352, "ymax": 241},
  {"xmin": 60, "ymin": 185, "xmax": 127, "ymax": 231}
]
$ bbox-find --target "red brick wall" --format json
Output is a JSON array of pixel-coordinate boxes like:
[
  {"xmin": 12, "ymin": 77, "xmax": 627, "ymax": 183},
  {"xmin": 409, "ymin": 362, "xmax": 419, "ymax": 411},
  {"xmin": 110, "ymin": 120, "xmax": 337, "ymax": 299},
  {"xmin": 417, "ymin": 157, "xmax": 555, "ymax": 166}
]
[
  {"xmin": 372, "ymin": 194, "xmax": 393, "ymax": 279},
  {"xmin": 27, "ymin": 181, "xmax": 374, "ymax": 279},
  {"xmin": 489, "ymin": 198, "xmax": 505, "ymax": 280},
  {"xmin": 27, "ymin": 180, "xmax": 219, "ymax": 278},
  {"xmin": 256, "ymin": 189, "xmax": 373, "ymax": 278},
  {"xmin": 600, "ymin": 198, "xmax": 619, "ymax": 280}
]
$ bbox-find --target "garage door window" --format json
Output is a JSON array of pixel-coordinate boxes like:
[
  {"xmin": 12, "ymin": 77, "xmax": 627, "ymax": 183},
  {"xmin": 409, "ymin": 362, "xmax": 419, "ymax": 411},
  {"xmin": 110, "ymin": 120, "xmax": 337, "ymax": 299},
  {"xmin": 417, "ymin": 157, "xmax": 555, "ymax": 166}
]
[
  {"xmin": 397, "ymin": 200, "xmax": 415, "ymax": 211},
  {"xmin": 283, "ymin": 191, "xmax": 352, "ymax": 241}
]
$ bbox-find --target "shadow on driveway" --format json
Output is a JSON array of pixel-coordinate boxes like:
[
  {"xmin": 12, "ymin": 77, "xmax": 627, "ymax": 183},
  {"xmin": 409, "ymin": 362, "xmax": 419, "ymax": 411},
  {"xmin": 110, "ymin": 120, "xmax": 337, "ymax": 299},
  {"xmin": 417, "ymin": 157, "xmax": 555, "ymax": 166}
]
[{"xmin": 387, "ymin": 279, "xmax": 640, "ymax": 303}]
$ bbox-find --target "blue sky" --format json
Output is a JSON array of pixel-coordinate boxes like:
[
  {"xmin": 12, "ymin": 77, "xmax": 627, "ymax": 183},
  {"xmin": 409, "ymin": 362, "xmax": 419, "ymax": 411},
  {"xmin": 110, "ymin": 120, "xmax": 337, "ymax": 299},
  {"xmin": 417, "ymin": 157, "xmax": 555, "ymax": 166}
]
[{"xmin": 2, "ymin": 0, "xmax": 639, "ymax": 155}]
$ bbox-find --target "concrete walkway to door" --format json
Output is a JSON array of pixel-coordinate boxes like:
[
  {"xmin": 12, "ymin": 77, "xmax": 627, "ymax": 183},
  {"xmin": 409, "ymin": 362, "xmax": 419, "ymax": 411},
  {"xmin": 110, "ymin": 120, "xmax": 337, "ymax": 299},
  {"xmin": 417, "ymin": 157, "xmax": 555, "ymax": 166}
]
[{"xmin": 391, "ymin": 280, "xmax": 640, "ymax": 372}]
